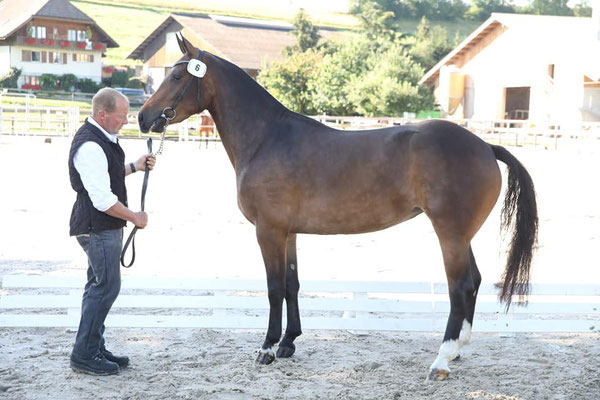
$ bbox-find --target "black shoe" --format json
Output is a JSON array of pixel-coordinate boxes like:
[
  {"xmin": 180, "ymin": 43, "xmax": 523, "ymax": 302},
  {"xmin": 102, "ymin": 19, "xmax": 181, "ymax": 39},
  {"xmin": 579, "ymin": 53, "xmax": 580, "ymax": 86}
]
[
  {"xmin": 70, "ymin": 353, "xmax": 119, "ymax": 375},
  {"xmin": 101, "ymin": 349, "xmax": 129, "ymax": 368}
]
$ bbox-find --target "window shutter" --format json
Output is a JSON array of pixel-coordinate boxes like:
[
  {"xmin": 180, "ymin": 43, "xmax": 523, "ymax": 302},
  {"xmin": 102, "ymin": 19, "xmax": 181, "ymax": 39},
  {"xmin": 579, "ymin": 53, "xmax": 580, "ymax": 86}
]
[
  {"xmin": 42, "ymin": 51, "xmax": 47, "ymax": 63},
  {"xmin": 63, "ymin": 53, "xmax": 67, "ymax": 64}
]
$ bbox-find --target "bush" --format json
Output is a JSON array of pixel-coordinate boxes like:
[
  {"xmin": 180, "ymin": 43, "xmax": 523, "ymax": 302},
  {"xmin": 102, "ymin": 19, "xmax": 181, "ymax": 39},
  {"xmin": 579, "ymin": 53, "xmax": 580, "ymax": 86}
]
[
  {"xmin": 126, "ymin": 78, "xmax": 144, "ymax": 89},
  {"xmin": 110, "ymin": 70, "xmax": 129, "ymax": 88},
  {"xmin": 79, "ymin": 78, "xmax": 102, "ymax": 93},
  {"xmin": 0, "ymin": 67, "xmax": 22, "ymax": 88},
  {"xmin": 59, "ymin": 74, "xmax": 78, "ymax": 91},
  {"xmin": 40, "ymin": 74, "xmax": 59, "ymax": 91}
]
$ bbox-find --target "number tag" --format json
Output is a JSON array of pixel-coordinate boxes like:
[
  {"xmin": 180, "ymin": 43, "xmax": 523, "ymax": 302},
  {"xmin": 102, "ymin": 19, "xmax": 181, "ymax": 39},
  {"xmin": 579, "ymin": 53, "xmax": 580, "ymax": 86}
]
[{"xmin": 187, "ymin": 59, "xmax": 207, "ymax": 78}]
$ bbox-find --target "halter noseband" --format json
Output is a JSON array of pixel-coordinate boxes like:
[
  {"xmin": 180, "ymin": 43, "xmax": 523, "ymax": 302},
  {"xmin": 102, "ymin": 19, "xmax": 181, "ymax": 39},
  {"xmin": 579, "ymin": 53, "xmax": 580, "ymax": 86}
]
[{"xmin": 160, "ymin": 50, "xmax": 205, "ymax": 123}]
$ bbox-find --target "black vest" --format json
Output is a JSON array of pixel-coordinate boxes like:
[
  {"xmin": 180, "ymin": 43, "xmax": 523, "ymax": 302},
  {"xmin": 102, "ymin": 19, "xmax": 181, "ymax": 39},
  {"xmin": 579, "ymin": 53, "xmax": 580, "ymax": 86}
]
[{"xmin": 68, "ymin": 119, "xmax": 128, "ymax": 236}]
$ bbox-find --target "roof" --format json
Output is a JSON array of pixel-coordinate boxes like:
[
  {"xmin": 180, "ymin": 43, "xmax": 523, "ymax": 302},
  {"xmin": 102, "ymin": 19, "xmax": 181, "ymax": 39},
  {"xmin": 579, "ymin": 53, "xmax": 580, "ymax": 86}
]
[
  {"xmin": 420, "ymin": 13, "xmax": 600, "ymax": 85},
  {"xmin": 0, "ymin": 0, "xmax": 118, "ymax": 47},
  {"xmin": 128, "ymin": 13, "xmax": 341, "ymax": 70}
]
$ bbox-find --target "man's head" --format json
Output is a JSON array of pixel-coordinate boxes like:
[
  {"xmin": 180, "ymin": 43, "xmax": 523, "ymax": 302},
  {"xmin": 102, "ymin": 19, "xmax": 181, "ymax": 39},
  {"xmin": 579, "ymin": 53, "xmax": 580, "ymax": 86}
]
[{"xmin": 92, "ymin": 88, "xmax": 130, "ymax": 134}]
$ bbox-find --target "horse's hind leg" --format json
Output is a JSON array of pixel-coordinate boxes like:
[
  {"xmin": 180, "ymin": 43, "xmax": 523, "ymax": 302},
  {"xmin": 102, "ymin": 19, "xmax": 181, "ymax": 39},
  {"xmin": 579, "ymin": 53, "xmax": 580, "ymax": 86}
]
[
  {"xmin": 278, "ymin": 234, "xmax": 302, "ymax": 358},
  {"xmin": 428, "ymin": 235, "xmax": 484, "ymax": 380}
]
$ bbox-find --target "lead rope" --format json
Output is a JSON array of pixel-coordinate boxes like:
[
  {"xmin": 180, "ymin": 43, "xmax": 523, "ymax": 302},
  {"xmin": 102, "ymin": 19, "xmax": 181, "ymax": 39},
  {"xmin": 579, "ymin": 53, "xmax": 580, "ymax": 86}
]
[
  {"xmin": 120, "ymin": 137, "xmax": 153, "ymax": 268},
  {"xmin": 120, "ymin": 51, "xmax": 204, "ymax": 267}
]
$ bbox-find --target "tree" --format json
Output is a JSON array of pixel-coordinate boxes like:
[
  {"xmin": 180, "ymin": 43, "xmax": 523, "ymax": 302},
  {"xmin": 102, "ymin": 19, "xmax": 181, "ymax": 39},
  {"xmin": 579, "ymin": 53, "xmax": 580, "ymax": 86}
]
[
  {"xmin": 0, "ymin": 67, "xmax": 21, "ymax": 88},
  {"xmin": 525, "ymin": 0, "xmax": 573, "ymax": 16},
  {"xmin": 465, "ymin": 0, "xmax": 515, "ymax": 20},
  {"xmin": 289, "ymin": 9, "xmax": 320, "ymax": 53},
  {"xmin": 257, "ymin": 49, "xmax": 322, "ymax": 114},
  {"xmin": 410, "ymin": 17, "xmax": 453, "ymax": 71},
  {"xmin": 347, "ymin": 45, "xmax": 434, "ymax": 116},
  {"xmin": 356, "ymin": 1, "xmax": 399, "ymax": 42},
  {"xmin": 309, "ymin": 36, "xmax": 373, "ymax": 115}
]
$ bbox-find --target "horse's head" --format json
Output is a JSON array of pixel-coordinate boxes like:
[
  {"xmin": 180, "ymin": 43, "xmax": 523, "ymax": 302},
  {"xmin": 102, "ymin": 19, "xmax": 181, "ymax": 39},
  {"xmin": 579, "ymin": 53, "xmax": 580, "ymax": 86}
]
[{"xmin": 138, "ymin": 34, "xmax": 212, "ymax": 133}]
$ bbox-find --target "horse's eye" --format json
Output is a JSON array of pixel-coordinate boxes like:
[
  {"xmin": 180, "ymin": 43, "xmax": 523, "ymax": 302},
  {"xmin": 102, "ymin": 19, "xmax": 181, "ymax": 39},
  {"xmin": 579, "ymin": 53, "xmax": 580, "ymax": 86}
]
[{"xmin": 173, "ymin": 74, "xmax": 182, "ymax": 80}]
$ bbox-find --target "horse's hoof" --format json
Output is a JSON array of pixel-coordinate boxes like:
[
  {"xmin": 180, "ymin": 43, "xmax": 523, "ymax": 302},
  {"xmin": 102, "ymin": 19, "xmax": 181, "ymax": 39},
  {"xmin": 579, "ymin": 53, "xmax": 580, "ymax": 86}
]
[
  {"xmin": 276, "ymin": 345, "xmax": 295, "ymax": 358},
  {"xmin": 256, "ymin": 351, "xmax": 276, "ymax": 365},
  {"xmin": 428, "ymin": 368, "xmax": 450, "ymax": 381}
]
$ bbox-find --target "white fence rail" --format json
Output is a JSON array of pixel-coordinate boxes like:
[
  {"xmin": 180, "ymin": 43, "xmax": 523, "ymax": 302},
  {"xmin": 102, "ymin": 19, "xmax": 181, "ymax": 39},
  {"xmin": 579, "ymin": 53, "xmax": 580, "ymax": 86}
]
[
  {"xmin": 0, "ymin": 105, "xmax": 80, "ymax": 136},
  {"xmin": 1, "ymin": 275, "xmax": 598, "ymax": 333}
]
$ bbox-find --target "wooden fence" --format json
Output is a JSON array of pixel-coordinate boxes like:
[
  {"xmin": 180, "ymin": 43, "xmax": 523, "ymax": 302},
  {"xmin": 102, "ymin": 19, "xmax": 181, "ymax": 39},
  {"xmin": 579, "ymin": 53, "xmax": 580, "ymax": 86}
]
[{"xmin": 1, "ymin": 275, "xmax": 598, "ymax": 333}]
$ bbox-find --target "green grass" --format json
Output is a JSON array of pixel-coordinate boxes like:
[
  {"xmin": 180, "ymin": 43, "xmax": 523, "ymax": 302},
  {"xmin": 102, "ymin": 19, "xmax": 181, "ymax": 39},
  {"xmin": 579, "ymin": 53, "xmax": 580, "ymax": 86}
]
[{"xmin": 1, "ymin": 95, "xmax": 92, "ymax": 110}]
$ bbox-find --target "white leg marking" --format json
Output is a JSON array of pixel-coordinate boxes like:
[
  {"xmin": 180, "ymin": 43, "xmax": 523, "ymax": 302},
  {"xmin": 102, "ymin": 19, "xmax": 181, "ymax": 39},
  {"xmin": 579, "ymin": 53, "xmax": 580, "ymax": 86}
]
[
  {"xmin": 259, "ymin": 346, "xmax": 276, "ymax": 357},
  {"xmin": 429, "ymin": 340, "xmax": 460, "ymax": 372},
  {"xmin": 458, "ymin": 320, "xmax": 472, "ymax": 347}
]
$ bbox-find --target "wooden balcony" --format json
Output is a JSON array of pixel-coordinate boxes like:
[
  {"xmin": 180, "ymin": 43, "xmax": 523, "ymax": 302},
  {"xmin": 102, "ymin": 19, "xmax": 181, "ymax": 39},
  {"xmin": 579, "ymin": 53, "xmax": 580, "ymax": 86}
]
[{"xmin": 15, "ymin": 36, "xmax": 106, "ymax": 52}]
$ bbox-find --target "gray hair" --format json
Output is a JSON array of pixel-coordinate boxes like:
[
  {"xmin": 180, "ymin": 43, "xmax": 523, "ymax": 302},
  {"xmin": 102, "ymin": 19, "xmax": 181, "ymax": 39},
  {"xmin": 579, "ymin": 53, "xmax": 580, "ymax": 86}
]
[{"xmin": 92, "ymin": 87, "xmax": 128, "ymax": 116}]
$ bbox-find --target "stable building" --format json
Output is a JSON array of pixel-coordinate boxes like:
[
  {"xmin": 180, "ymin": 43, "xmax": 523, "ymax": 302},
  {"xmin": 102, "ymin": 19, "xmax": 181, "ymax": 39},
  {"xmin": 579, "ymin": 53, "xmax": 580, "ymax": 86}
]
[
  {"xmin": 128, "ymin": 13, "xmax": 341, "ymax": 92},
  {"xmin": 0, "ymin": 0, "xmax": 118, "ymax": 89},
  {"xmin": 420, "ymin": 11, "xmax": 600, "ymax": 124}
]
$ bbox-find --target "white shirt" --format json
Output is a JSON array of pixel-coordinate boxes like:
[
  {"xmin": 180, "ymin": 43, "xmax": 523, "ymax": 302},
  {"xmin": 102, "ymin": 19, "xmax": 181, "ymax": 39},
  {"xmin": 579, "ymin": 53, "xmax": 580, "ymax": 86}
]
[{"xmin": 73, "ymin": 117, "xmax": 119, "ymax": 212}]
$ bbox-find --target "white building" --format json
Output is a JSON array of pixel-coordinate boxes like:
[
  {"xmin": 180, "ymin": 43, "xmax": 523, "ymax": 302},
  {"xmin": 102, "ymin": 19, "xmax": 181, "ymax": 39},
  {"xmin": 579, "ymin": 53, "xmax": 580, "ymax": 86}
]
[
  {"xmin": 0, "ymin": 0, "xmax": 118, "ymax": 88},
  {"xmin": 420, "ymin": 10, "xmax": 600, "ymax": 124}
]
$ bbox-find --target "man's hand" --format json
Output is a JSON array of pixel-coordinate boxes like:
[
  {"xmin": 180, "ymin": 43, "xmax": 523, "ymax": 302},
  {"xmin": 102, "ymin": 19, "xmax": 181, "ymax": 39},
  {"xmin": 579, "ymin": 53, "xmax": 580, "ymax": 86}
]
[
  {"xmin": 134, "ymin": 153, "xmax": 156, "ymax": 172},
  {"xmin": 132, "ymin": 211, "xmax": 148, "ymax": 229}
]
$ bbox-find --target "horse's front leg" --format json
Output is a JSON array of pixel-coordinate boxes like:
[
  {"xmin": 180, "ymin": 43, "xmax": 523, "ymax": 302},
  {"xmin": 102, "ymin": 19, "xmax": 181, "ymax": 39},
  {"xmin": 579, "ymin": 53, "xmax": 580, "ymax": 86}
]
[
  {"xmin": 277, "ymin": 233, "xmax": 302, "ymax": 358},
  {"xmin": 255, "ymin": 224, "xmax": 288, "ymax": 365}
]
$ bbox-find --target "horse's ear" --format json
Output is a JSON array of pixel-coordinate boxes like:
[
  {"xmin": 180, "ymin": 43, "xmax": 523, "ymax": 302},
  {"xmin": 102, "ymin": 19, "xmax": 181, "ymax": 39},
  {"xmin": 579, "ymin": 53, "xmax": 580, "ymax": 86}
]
[
  {"xmin": 175, "ymin": 32, "xmax": 188, "ymax": 55},
  {"xmin": 180, "ymin": 35, "xmax": 197, "ymax": 57}
]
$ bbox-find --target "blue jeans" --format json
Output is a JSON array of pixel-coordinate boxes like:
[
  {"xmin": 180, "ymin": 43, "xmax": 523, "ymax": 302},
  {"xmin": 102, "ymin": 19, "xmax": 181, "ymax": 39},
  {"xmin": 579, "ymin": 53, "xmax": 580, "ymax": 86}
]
[{"xmin": 72, "ymin": 229, "xmax": 122, "ymax": 359}]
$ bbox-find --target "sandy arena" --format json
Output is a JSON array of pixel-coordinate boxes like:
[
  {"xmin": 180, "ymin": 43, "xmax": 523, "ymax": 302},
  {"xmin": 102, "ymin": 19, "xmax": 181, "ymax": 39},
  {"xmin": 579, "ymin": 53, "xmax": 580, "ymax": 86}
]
[{"xmin": 0, "ymin": 135, "xmax": 599, "ymax": 399}]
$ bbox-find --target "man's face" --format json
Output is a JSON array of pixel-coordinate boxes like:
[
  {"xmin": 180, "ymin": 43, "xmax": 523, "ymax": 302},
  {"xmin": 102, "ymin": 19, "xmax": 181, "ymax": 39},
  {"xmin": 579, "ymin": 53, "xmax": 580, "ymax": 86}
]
[{"xmin": 98, "ymin": 97, "xmax": 129, "ymax": 134}]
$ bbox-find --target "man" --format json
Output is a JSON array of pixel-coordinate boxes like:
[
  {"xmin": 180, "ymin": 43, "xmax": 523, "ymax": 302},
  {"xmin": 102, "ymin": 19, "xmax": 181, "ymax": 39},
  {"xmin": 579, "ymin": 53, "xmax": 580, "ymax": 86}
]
[{"xmin": 67, "ymin": 87, "xmax": 156, "ymax": 375}]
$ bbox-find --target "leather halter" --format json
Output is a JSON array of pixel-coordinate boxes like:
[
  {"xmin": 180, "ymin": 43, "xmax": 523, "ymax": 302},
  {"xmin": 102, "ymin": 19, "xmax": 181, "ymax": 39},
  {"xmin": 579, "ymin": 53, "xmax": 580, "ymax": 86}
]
[{"xmin": 160, "ymin": 50, "xmax": 205, "ymax": 123}]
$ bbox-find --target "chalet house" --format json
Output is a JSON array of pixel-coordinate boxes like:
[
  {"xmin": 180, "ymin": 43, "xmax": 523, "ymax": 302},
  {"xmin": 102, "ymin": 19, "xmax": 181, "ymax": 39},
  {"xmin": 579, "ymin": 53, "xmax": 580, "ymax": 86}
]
[
  {"xmin": 0, "ymin": 0, "xmax": 118, "ymax": 89},
  {"xmin": 128, "ymin": 13, "xmax": 341, "ymax": 92},
  {"xmin": 420, "ymin": 11, "xmax": 600, "ymax": 125}
]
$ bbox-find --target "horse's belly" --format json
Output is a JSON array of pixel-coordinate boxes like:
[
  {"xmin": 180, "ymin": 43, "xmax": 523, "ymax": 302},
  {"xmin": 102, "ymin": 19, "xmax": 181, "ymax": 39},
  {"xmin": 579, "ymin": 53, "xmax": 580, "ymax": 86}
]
[{"xmin": 294, "ymin": 201, "xmax": 422, "ymax": 235}]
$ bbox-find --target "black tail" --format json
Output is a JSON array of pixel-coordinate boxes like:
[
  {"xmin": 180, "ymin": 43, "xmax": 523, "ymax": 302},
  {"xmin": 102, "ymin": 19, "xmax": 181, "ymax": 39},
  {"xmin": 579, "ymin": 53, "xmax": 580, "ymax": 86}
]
[{"xmin": 492, "ymin": 145, "xmax": 538, "ymax": 310}]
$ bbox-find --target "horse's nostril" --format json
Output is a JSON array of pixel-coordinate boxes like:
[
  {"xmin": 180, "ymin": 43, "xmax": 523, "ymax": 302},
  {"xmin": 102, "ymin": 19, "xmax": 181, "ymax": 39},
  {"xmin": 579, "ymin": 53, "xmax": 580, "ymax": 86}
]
[{"xmin": 138, "ymin": 113, "xmax": 144, "ymax": 124}]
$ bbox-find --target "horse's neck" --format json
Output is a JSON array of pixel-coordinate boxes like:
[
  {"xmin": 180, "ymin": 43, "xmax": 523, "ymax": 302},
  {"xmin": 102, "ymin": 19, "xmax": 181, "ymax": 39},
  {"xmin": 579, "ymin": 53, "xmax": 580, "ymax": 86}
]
[{"xmin": 207, "ymin": 66, "xmax": 286, "ymax": 172}]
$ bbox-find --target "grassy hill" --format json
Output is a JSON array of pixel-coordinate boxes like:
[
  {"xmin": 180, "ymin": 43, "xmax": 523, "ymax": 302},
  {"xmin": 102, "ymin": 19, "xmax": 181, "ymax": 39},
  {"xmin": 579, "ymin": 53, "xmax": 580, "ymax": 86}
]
[{"xmin": 72, "ymin": 0, "xmax": 480, "ymax": 67}]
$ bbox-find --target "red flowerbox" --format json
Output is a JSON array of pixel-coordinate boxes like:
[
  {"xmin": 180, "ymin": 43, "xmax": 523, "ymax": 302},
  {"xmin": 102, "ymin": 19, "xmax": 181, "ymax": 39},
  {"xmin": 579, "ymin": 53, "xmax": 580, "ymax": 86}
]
[
  {"xmin": 22, "ymin": 84, "xmax": 42, "ymax": 90},
  {"xmin": 24, "ymin": 37, "xmax": 37, "ymax": 45},
  {"xmin": 59, "ymin": 40, "xmax": 70, "ymax": 47},
  {"xmin": 76, "ymin": 42, "xmax": 87, "ymax": 49},
  {"xmin": 93, "ymin": 43, "xmax": 104, "ymax": 50},
  {"xmin": 41, "ymin": 39, "xmax": 54, "ymax": 46}
]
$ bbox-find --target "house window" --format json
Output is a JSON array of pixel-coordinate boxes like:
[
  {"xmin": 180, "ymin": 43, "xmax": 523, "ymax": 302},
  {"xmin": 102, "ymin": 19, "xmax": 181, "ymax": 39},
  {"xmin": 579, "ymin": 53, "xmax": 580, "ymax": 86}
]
[
  {"xmin": 32, "ymin": 26, "xmax": 46, "ymax": 39},
  {"xmin": 72, "ymin": 53, "xmax": 94, "ymax": 63},
  {"xmin": 23, "ymin": 75, "xmax": 41, "ymax": 86},
  {"xmin": 77, "ymin": 30, "xmax": 87, "ymax": 42},
  {"xmin": 49, "ymin": 52, "xmax": 65, "ymax": 64},
  {"xmin": 22, "ymin": 50, "xmax": 41, "ymax": 62},
  {"xmin": 52, "ymin": 27, "xmax": 58, "ymax": 39},
  {"xmin": 68, "ymin": 29, "xmax": 76, "ymax": 41}
]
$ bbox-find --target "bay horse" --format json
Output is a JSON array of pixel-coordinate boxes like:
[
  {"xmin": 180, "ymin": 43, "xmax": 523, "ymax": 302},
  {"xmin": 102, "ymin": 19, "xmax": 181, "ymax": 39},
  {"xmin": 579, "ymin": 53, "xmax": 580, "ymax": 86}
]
[{"xmin": 138, "ymin": 35, "xmax": 538, "ymax": 380}]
